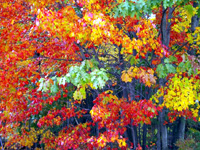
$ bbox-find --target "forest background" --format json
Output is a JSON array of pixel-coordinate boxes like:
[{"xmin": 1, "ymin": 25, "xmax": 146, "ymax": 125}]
[{"xmin": 0, "ymin": 0, "xmax": 200, "ymax": 149}]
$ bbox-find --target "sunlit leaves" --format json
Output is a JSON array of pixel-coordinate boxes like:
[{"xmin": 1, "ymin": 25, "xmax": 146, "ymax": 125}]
[
  {"xmin": 91, "ymin": 91, "xmax": 161, "ymax": 128},
  {"xmin": 156, "ymin": 63, "xmax": 176, "ymax": 78},
  {"xmin": 0, "ymin": 0, "xmax": 200, "ymax": 149},
  {"xmin": 187, "ymin": 27, "xmax": 200, "ymax": 53},
  {"xmin": 122, "ymin": 66, "xmax": 157, "ymax": 87},
  {"xmin": 56, "ymin": 123, "xmax": 91, "ymax": 150},
  {"xmin": 112, "ymin": 0, "xmax": 192, "ymax": 18},
  {"xmin": 172, "ymin": 5, "xmax": 197, "ymax": 33},
  {"xmin": 112, "ymin": 0, "xmax": 152, "ymax": 18},
  {"xmin": 163, "ymin": 74, "xmax": 200, "ymax": 116},
  {"xmin": 73, "ymin": 87, "xmax": 86, "ymax": 100},
  {"xmin": 37, "ymin": 59, "xmax": 109, "ymax": 100}
]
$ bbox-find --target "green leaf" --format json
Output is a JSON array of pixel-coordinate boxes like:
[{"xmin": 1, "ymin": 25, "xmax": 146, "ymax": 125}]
[
  {"xmin": 91, "ymin": 75, "xmax": 96, "ymax": 82},
  {"xmin": 165, "ymin": 64, "xmax": 176, "ymax": 74},
  {"xmin": 178, "ymin": 62, "xmax": 185, "ymax": 69},
  {"xmin": 197, "ymin": 7, "xmax": 200, "ymax": 17},
  {"xmin": 73, "ymin": 90, "xmax": 78, "ymax": 100},
  {"xmin": 65, "ymin": 75, "xmax": 71, "ymax": 82},
  {"xmin": 113, "ymin": 9, "xmax": 119, "ymax": 18},
  {"xmin": 164, "ymin": 58, "xmax": 170, "ymax": 64},
  {"xmin": 85, "ymin": 60, "xmax": 91, "ymax": 71},
  {"xmin": 93, "ymin": 79, "xmax": 99, "ymax": 89},
  {"xmin": 163, "ymin": 0, "xmax": 167, "ymax": 8},
  {"xmin": 37, "ymin": 81, "xmax": 44, "ymax": 91},
  {"xmin": 80, "ymin": 60, "xmax": 86, "ymax": 70},
  {"xmin": 122, "ymin": 1, "xmax": 130, "ymax": 10},
  {"xmin": 61, "ymin": 77, "xmax": 66, "ymax": 85},
  {"xmin": 80, "ymin": 87, "xmax": 86, "ymax": 99},
  {"xmin": 184, "ymin": 4, "xmax": 195, "ymax": 18},
  {"xmin": 103, "ymin": 75, "xmax": 109, "ymax": 81},
  {"xmin": 57, "ymin": 77, "xmax": 62, "ymax": 85},
  {"xmin": 164, "ymin": 56, "xmax": 177, "ymax": 63},
  {"xmin": 64, "ymin": 0, "xmax": 69, "ymax": 3},
  {"xmin": 188, "ymin": 68, "xmax": 193, "ymax": 76},
  {"xmin": 38, "ymin": 78, "xmax": 45, "ymax": 83},
  {"xmin": 130, "ymin": 56, "xmax": 136, "ymax": 65},
  {"xmin": 130, "ymin": 3, "xmax": 135, "ymax": 11},
  {"xmin": 97, "ymin": 77, "xmax": 105, "ymax": 89},
  {"xmin": 73, "ymin": 89, "xmax": 86, "ymax": 100},
  {"xmin": 90, "ymin": 69, "xmax": 97, "ymax": 76},
  {"xmin": 156, "ymin": 64, "xmax": 167, "ymax": 78},
  {"xmin": 50, "ymin": 81, "xmax": 59, "ymax": 94},
  {"xmin": 185, "ymin": 61, "xmax": 191, "ymax": 70},
  {"xmin": 169, "ymin": 56, "xmax": 177, "ymax": 62},
  {"xmin": 43, "ymin": 83, "xmax": 48, "ymax": 92},
  {"xmin": 38, "ymin": 58, "xmax": 109, "ymax": 97}
]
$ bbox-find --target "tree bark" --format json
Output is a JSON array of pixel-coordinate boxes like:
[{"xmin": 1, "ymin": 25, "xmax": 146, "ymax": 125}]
[
  {"xmin": 129, "ymin": 82, "xmax": 138, "ymax": 149},
  {"xmin": 0, "ymin": 136, "xmax": 4, "ymax": 150},
  {"xmin": 171, "ymin": 120, "xmax": 179, "ymax": 150},
  {"xmin": 96, "ymin": 122, "xmax": 99, "ymax": 137},
  {"xmin": 178, "ymin": 117, "xmax": 186, "ymax": 141},
  {"xmin": 191, "ymin": 2, "xmax": 199, "ymax": 33},
  {"xmin": 142, "ymin": 124, "xmax": 147, "ymax": 150},
  {"xmin": 158, "ymin": 4, "xmax": 175, "ymax": 150},
  {"xmin": 158, "ymin": 78, "xmax": 168, "ymax": 150},
  {"xmin": 131, "ymin": 119, "xmax": 138, "ymax": 150},
  {"xmin": 189, "ymin": 1, "xmax": 199, "ymax": 55},
  {"xmin": 157, "ymin": 115, "xmax": 161, "ymax": 150},
  {"xmin": 161, "ymin": 109, "xmax": 168, "ymax": 150}
]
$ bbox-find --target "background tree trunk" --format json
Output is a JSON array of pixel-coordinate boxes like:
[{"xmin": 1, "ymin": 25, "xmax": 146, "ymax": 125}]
[{"xmin": 178, "ymin": 117, "xmax": 186, "ymax": 140}]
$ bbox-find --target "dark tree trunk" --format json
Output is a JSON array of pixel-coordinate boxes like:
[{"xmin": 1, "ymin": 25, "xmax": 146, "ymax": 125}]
[
  {"xmin": 189, "ymin": 1, "xmax": 199, "ymax": 55},
  {"xmin": 96, "ymin": 122, "xmax": 99, "ymax": 137},
  {"xmin": 171, "ymin": 117, "xmax": 186, "ymax": 149},
  {"xmin": 0, "ymin": 136, "xmax": 4, "ymax": 150},
  {"xmin": 129, "ymin": 82, "xmax": 138, "ymax": 149},
  {"xmin": 157, "ymin": 115, "xmax": 161, "ymax": 150},
  {"xmin": 191, "ymin": 2, "xmax": 199, "ymax": 33},
  {"xmin": 158, "ymin": 78, "xmax": 168, "ymax": 150},
  {"xmin": 171, "ymin": 120, "xmax": 179, "ymax": 150},
  {"xmin": 131, "ymin": 120, "xmax": 138, "ymax": 150},
  {"xmin": 178, "ymin": 117, "xmax": 186, "ymax": 140},
  {"xmin": 158, "ymin": 4, "xmax": 175, "ymax": 150},
  {"xmin": 142, "ymin": 86, "xmax": 149, "ymax": 150},
  {"xmin": 142, "ymin": 124, "xmax": 147, "ymax": 150},
  {"xmin": 161, "ymin": 109, "xmax": 168, "ymax": 150}
]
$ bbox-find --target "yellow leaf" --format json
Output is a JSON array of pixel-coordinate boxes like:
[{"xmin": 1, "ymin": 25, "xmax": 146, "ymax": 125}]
[
  {"xmin": 117, "ymin": 138, "xmax": 126, "ymax": 147},
  {"xmin": 121, "ymin": 72, "xmax": 132, "ymax": 83}
]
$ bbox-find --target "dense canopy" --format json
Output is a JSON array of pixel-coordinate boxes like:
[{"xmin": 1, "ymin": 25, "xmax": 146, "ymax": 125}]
[{"xmin": 0, "ymin": 0, "xmax": 200, "ymax": 149}]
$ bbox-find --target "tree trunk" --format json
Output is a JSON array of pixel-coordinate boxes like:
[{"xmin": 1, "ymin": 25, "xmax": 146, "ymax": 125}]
[
  {"xmin": 161, "ymin": 109, "xmax": 168, "ymax": 150},
  {"xmin": 139, "ymin": 124, "xmax": 141, "ymax": 146},
  {"xmin": 191, "ymin": 2, "xmax": 199, "ymax": 33},
  {"xmin": 159, "ymin": 4, "xmax": 175, "ymax": 149},
  {"xmin": 171, "ymin": 120, "xmax": 179, "ymax": 150},
  {"xmin": 189, "ymin": 1, "xmax": 199, "ymax": 55},
  {"xmin": 96, "ymin": 122, "xmax": 99, "ymax": 137},
  {"xmin": 158, "ymin": 78, "xmax": 168, "ymax": 150},
  {"xmin": 129, "ymin": 82, "xmax": 138, "ymax": 149},
  {"xmin": 0, "ymin": 136, "xmax": 4, "ymax": 150},
  {"xmin": 178, "ymin": 117, "xmax": 186, "ymax": 140},
  {"xmin": 157, "ymin": 115, "xmax": 161, "ymax": 150},
  {"xmin": 142, "ymin": 124, "xmax": 147, "ymax": 150},
  {"xmin": 131, "ymin": 119, "xmax": 138, "ymax": 149}
]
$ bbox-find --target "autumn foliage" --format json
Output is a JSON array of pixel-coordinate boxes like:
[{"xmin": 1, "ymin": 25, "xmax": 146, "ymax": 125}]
[{"xmin": 0, "ymin": 0, "xmax": 200, "ymax": 149}]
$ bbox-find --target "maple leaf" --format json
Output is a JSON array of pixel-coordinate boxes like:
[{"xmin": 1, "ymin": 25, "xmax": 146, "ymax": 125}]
[
  {"xmin": 121, "ymin": 71, "xmax": 132, "ymax": 82},
  {"xmin": 1, "ymin": 0, "xmax": 200, "ymax": 149}
]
